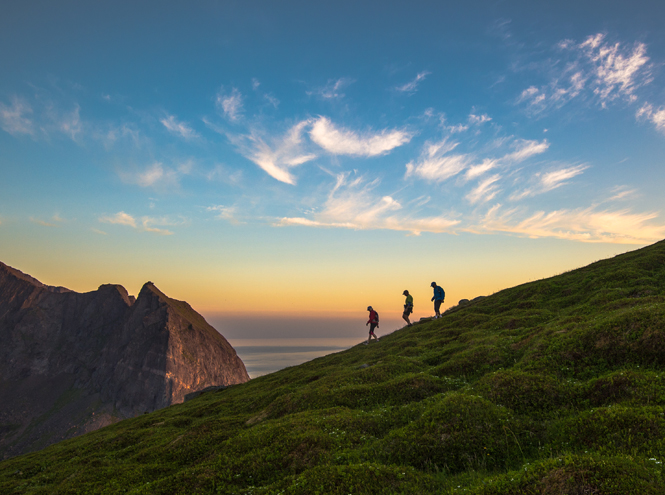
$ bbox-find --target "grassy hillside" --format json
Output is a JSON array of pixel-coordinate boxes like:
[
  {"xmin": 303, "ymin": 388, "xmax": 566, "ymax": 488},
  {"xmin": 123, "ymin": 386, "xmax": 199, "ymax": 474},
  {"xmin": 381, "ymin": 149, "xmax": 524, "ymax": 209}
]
[{"xmin": 2, "ymin": 241, "xmax": 665, "ymax": 494}]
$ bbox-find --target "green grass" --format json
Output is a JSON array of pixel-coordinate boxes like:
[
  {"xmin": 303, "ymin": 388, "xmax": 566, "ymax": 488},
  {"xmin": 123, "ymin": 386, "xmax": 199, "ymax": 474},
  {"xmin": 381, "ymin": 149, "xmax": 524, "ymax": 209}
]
[{"xmin": 2, "ymin": 240, "xmax": 665, "ymax": 493}]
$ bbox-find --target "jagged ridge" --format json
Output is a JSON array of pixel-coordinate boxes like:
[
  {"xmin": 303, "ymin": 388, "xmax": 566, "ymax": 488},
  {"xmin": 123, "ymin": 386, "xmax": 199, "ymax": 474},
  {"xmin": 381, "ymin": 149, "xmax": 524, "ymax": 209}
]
[{"xmin": 0, "ymin": 262, "xmax": 249, "ymax": 460}]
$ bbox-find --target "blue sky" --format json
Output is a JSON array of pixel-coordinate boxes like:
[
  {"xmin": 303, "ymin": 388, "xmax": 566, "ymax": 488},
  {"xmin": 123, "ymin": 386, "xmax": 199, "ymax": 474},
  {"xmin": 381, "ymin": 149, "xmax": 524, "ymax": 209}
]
[{"xmin": 1, "ymin": 1, "xmax": 665, "ymax": 334}]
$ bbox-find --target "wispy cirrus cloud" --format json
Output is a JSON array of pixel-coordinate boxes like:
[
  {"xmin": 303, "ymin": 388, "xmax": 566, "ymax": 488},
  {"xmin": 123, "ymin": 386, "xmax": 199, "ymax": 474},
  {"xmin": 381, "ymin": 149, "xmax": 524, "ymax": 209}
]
[
  {"xmin": 30, "ymin": 214, "xmax": 65, "ymax": 227},
  {"xmin": 216, "ymin": 87, "xmax": 244, "ymax": 121},
  {"xmin": 510, "ymin": 164, "xmax": 588, "ymax": 200},
  {"xmin": 468, "ymin": 113, "xmax": 492, "ymax": 125},
  {"xmin": 119, "ymin": 161, "xmax": 193, "ymax": 190},
  {"xmin": 56, "ymin": 104, "xmax": 83, "ymax": 141},
  {"xmin": 579, "ymin": 33, "xmax": 652, "ymax": 106},
  {"xmin": 466, "ymin": 174, "xmax": 502, "ymax": 204},
  {"xmin": 636, "ymin": 103, "xmax": 665, "ymax": 133},
  {"xmin": 161, "ymin": 115, "xmax": 199, "ymax": 140},
  {"xmin": 308, "ymin": 78, "xmax": 355, "ymax": 99},
  {"xmin": 404, "ymin": 138, "xmax": 468, "ymax": 182},
  {"xmin": 310, "ymin": 116, "xmax": 412, "ymax": 157},
  {"xmin": 476, "ymin": 203, "xmax": 665, "ymax": 244},
  {"xmin": 607, "ymin": 185, "xmax": 638, "ymax": 202},
  {"xmin": 438, "ymin": 112, "xmax": 491, "ymax": 134},
  {"xmin": 0, "ymin": 97, "xmax": 34, "ymax": 135},
  {"xmin": 231, "ymin": 120, "xmax": 317, "ymax": 185},
  {"xmin": 99, "ymin": 211, "xmax": 180, "ymax": 235},
  {"xmin": 276, "ymin": 172, "xmax": 459, "ymax": 235},
  {"xmin": 463, "ymin": 159, "xmax": 498, "ymax": 181},
  {"xmin": 99, "ymin": 211, "xmax": 137, "ymax": 227},
  {"xmin": 519, "ymin": 33, "xmax": 652, "ymax": 114},
  {"xmin": 396, "ymin": 71, "xmax": 431, "ymax": 93},
  {"xmin": 502, "ymin": 138, "xmax": 550, "ymax": 163},
  {"xmin": 206, "ymin": 205, "xmax": 244, "ymax": 225}
]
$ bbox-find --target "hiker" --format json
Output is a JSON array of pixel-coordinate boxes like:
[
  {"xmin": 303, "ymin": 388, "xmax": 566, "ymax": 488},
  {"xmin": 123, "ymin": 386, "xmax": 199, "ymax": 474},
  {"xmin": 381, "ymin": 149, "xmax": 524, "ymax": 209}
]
[
  {"xmin": 402, "ymin": 290, "xmax": 413, "ymax": 326},
  {"xmin": 365, "ymin": 306, "xmax": 380, "ymax": 344},
  {"xmin": 431, "ymin": 281, "xmax": 445, "ymax": 318}
]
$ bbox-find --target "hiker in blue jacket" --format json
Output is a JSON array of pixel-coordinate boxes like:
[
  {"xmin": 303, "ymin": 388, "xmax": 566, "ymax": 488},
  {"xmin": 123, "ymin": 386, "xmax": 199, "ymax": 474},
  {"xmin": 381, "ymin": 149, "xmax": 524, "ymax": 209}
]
[{"xmin": 431, "ymin": 281, "xmax": 445, "ymax": 318}]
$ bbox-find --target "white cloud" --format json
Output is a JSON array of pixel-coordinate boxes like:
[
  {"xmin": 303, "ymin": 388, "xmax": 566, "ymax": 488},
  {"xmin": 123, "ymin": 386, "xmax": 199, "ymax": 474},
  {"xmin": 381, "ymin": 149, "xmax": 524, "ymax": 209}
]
[
  {"xmin": 99, "ymin": 211, "xmax": 178, "ymax": 235},
  {"xmin": 511, "ymin": 164, "xmax": 588, "ymax": 200},
  {"xmin": 232, "ymin": 120, "xmax": 316, "ymax": 185},
  {"xmin": 405, "ymin": 138, "xmax": 468, "ymax": 182},
  {"xmin": 607, "ymin": 185, "xmax": 638, "ymax": 202},
  {"xmin": 141, "ymin": 218, "xmax": 174, "ymax": 235},
  {"xmin": 396, "ymin": 71, "xmax": 431, "ymax": 93},
  {"xmin": 464, "ymin": 159, "xmax": 498, "ymax": 181},
  {"xmin": 264, "ymin": 94, "xmax": 280, "ymax": 108},
  {"xmin": 579, "ymin": 33, "xmax": 651, "ymax": 106},
  {"xmin": 207, "ymin": 205, "xmax": 244, "ymax": 225},
  {"xmin": 466, "ymin": 174, "xmax": 502, "ymax": 204},
  {"xmin": 476, "ymin": 203, "xmax": 665, "ymax": 244},
  {"xmin": 446, "ymin": 123, "xmax": 469, "ymax": 134},
  {"xmin": 120, "ymin": 161, "xmax": 192, "ymax": 190},
  {"xmin": 30, "ymin": 217, "xmax": 58, "ymax": 227},
  {"xmin": 99, "ymin": 211, "xmax": 137, "ymax": 228},
  {"xmin": 216, "ymin": 87, "xmax": 244, "ymax": 121},
  {"xmin": 540, "ymin": 164, "xmax": 587, "ymax": 191},
  {"xmin": 0, "ymin": 97, "xmax": 34, "ymax": 135},
  {"xmin": 309, "ymin": 78, "xmax": 355, "ymax": 99},
  {"xmin": 57, "ymin": 105, "xmax": 83, "ymax": 141},
  {"xmin": 310, "ymin": 116, "xmax": 412, "ymax": 157},
  {"xmin": 502, "ymin": 139, "xmax": 549, "ymax": 163},
  {"xmin": 518, "ymin": 33, "xmax": 652, "ymax": 114},
  {"xmin": 636, "ymin": 103, "xmax": 665, "ymax": 133},
  {"xmin": 276, "ymin": 172, "xmax": 459, "ymax": 235},
  {"xmin": 161, "ymin": 115, "xmax": 199, "ymax": 140},
  {"xmin": 468, "ymin": 113, "xmax": 491, "ymax": 125}
]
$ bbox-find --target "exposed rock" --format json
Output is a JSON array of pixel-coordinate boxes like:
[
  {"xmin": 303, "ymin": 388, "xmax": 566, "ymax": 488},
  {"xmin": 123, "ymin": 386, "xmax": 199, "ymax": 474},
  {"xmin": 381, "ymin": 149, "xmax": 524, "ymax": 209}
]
[
  {"xmin": 0, "ymin": 261, "xmax": 249, "ymax": 459},
  {"xmin": 458, "ymin": 298, "xmax": 470, "ymax": 306}
]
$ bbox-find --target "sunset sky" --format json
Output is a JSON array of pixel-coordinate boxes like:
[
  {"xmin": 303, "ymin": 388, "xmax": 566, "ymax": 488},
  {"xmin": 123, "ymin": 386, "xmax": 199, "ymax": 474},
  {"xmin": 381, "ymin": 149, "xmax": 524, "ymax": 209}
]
[{"xmin": 1, "ymin": 1, "xmax": 664, "ymax": 338}]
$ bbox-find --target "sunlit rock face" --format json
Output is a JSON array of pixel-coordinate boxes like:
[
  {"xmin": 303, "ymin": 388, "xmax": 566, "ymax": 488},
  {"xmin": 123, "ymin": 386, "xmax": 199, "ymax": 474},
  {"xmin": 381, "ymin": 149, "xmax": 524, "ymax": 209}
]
[{"xmin": 0, "ymin": 261, "xmax": 249, "ymax": 459}]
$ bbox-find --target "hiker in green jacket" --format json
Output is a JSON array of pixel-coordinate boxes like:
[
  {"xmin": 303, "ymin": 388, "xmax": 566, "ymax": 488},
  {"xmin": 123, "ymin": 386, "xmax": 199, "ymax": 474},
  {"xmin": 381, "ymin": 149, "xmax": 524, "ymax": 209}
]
[{"xmin": 402, "ymin": 290, "xmax": 413, "ymax": 326}]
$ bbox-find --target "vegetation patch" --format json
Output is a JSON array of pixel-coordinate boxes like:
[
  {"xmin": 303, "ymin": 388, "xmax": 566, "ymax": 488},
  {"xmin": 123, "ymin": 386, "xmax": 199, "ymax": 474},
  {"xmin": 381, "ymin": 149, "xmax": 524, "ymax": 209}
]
[{"xmin": 3, "ymin": 240, "xmax": 665, "ymax": 493}]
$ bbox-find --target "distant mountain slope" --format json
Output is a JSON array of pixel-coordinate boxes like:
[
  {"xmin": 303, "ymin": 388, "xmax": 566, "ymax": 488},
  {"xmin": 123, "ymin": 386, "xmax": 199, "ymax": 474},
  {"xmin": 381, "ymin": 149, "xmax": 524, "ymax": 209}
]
[
  {"xmin": 1, "ymin": 241, "xmax": 665, "ymax": 494},
  {"xmin": 0, "ymin": 262, "xmax": 249, "ymax": 460}
]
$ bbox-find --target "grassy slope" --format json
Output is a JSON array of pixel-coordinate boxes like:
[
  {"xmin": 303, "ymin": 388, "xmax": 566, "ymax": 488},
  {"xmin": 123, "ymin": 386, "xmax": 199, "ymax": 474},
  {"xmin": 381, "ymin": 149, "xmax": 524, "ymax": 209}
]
[{"xmin": 2, "ymin": 241, "xmax": 665, "ymax": 494}]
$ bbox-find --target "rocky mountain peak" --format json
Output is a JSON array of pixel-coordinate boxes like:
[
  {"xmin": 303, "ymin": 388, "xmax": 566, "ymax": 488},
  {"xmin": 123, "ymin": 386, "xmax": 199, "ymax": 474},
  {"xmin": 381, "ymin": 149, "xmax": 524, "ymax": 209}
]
[{"xmin": 0, "ymin": 262, "xmax": 249, "ymax": 460}]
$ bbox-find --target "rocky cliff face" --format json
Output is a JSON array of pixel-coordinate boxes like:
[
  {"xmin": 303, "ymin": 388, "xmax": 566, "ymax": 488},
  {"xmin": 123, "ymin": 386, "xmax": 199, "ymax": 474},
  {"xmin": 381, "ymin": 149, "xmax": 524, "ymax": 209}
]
[{"xmin": 0, "ymin": 262, "xmax": 249, "ymax": 459}]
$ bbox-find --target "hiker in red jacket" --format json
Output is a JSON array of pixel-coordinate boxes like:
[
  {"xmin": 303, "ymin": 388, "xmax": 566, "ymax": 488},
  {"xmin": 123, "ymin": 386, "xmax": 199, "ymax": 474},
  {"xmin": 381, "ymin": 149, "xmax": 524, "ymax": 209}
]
[{"xmin": 365, "ymin": 306, "xmax": 380, "ymax": 345}]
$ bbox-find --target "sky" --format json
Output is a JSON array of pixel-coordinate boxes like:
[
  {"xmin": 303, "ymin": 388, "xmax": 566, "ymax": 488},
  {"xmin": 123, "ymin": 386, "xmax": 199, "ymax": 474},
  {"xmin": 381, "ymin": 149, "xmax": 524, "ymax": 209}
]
[{"xmin": 1, "ymin": 1, "xmax": 665, "ymax": 339}]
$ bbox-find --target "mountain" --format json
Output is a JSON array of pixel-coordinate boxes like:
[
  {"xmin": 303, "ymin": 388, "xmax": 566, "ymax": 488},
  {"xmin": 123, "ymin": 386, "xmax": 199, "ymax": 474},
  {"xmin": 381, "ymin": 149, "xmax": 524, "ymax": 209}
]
[
  {"xmin": 0, "ymin": 262, "xmax": 249, "ymax": 460},
  {"xmin": 1, "ymin": 241, "xmax": 665, "ymax": 494}
]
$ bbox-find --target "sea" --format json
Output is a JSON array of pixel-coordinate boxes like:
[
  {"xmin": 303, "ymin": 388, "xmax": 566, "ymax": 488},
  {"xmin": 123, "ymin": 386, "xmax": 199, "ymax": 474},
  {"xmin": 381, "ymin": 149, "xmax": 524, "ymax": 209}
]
[{"xmin": 228, "ymin": 337, "xmax": 363, "ymax": 378}]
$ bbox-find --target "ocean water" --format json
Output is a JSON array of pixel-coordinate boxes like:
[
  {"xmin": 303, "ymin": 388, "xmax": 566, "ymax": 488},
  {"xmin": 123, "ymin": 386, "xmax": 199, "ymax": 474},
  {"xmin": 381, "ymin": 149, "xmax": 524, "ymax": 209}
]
[{"xmin": 229, "ymin": 338, "xmax": 364, "ymax": 378}]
